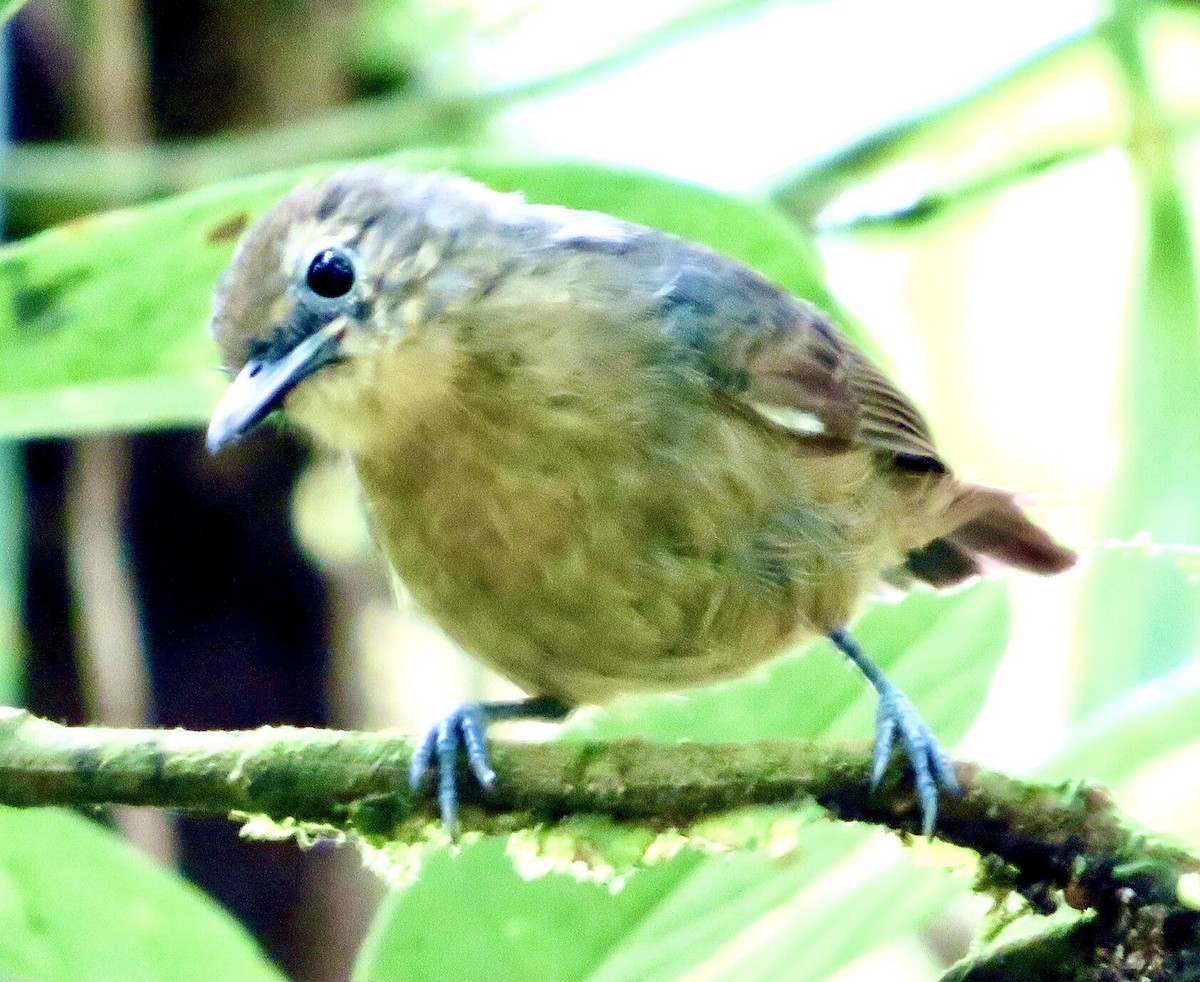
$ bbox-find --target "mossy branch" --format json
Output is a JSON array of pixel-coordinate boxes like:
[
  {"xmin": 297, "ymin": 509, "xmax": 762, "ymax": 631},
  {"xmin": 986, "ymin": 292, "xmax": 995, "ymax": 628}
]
[
  {"xmin": 2, "ymin": 706, "xmax": 1198, "ymax": 916},
  {"xmin": 8, "ymin": 705, "xmax": 1200, "ymax": 978},
  {"xmin": 937, "ymin": 906, "xmax": 1200, "ymax": 982}
]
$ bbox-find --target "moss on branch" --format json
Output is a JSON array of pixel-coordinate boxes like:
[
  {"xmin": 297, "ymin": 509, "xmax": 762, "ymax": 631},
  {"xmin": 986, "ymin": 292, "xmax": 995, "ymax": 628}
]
[{"xmin": 1, "ymin": 705, "xmax": 1199, "ymax": 921}]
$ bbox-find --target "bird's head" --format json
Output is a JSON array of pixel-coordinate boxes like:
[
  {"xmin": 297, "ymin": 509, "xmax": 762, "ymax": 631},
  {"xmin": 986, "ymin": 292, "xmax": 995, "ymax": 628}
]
[{"xmin": 207, "ymin": 167, "xmax": 503, "ymax": 456}]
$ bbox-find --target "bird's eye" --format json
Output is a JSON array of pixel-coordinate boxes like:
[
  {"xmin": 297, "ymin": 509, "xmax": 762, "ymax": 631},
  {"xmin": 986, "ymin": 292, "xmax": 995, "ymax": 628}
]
[{"xmin": 305, "ymin": 248, "xmax": 355, "ymax": 299}]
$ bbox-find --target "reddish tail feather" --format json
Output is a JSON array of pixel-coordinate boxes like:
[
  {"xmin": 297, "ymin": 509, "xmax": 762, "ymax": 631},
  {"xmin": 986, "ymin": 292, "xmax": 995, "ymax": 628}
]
[{"xmin": 906, "ymin": 485, "xmax": 1076, "ymax": 589}]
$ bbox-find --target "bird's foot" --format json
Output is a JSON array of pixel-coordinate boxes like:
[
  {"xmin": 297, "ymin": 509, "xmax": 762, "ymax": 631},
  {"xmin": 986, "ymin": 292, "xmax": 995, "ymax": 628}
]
[
  {"xmin": 409, "ymin": 703, "xmax": 495, "ymax": 836},
  {"xmin": 828, "ymin": 629, "xmax": 959, "ymax": 837},
  {"xmin": 871, "ymin": 684, "xmax": 960, "ymax": 837},
  {"xmin": 409, "ymin": 697, "xmax": 572, "ymax": 835}
]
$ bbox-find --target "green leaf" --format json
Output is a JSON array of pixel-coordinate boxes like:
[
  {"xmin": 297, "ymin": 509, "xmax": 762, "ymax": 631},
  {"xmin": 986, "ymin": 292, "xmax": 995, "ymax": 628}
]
[
  {"xmin": 1043, "ymin": 658, "xmax": 1200, "ymax": 786},
  {"xmin": 355, "ymin": 828, "xmax": 960, "ymax": 982},
  {"xmin": 355, "ymin": 839, "xmax": 707, "ymax": 982},
  {"xmin": 1041, "ymin": 549, "xmax": 1200, "ymax": 784},
  {"xmin": 584, "ymin": 842, "xmax": 955, "ymax": 982},
  {"xmin": 0, "ymin": 154, "xmax": 841, "ymax": 439},
  {"xmin": 1077, "ymin": 532, "xmax": 1200, "ymax": 716},
  {"xmin": 355, "ymin": 0, "xmax": 775, "ymax": 98},
  {"xmin": 0, "ymin": 807, "xmax": 282, "ymax": 982},
  {"xmin": 0, "ymin": 171, "xmax": 301, "ymax": 438}
]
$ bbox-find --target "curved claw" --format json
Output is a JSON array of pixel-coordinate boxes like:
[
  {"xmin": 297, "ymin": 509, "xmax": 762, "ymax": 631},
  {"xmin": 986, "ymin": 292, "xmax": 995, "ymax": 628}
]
[
  {"xmin": 871, "ymin": 686, "xmax": 960, "ymax": 837},
  {"xmin": 409, "ymin": 703, "xmax": 497, "ymax": 834}
]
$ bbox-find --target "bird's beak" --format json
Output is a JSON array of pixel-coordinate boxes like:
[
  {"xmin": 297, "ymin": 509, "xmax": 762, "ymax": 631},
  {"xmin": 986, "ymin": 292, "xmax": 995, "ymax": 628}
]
[{"xmin": 206, "ymin": 319, "xmax": 346, "ymax": 453}]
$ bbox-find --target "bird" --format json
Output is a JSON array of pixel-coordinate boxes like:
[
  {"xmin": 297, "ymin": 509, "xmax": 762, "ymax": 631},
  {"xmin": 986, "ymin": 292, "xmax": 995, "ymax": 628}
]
[{"xmin": 206, "ymin": 166, "xmax": 1075, "ymax": 837}]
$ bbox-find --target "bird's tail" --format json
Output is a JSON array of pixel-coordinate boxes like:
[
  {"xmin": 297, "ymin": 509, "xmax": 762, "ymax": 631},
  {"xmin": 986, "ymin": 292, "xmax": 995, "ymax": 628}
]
[{"xmin": 904, "ymin": 484, "xmax": 1076, "ymax": 589}]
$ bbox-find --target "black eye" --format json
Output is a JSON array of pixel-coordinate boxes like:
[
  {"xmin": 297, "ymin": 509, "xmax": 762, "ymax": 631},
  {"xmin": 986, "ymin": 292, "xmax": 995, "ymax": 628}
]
[{"xmin": 306, "ymin": 248, "xmax": 355, "ymax": 298}]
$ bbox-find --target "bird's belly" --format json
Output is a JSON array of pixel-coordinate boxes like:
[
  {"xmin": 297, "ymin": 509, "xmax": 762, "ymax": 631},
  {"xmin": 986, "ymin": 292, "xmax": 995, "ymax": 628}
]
[
  {"xmin": 372, "ymin": 495, "xmax": 806, "ymax": 703},
  {"xmin": 354, "ymin": 414, "xmax": 891, "ymax": 706}
]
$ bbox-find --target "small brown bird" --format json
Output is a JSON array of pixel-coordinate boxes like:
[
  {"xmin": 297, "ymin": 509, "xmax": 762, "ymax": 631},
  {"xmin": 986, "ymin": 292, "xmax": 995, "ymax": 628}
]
[{"xmin": 206, "ymin": 167, "xmax": 1074, "ymax": 835}]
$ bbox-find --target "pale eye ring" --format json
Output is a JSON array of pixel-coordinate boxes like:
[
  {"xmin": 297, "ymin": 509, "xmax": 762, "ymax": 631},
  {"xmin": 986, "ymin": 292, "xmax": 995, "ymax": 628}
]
[{"xmin": 306, "ymin": 248, "xmax": 355, "ymax": 298}]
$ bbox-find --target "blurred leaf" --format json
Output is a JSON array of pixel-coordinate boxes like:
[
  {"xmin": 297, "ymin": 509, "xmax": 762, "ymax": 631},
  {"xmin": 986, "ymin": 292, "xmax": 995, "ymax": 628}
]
[
  {"xmin": 773, "ymin": 28, "xmax": 1110, "ymax": 227},
  {"xmin": 1043, "ymin": 657, "xmax": 1200, "ymax": 785},
  {"xmin": 1078, "ymin": 535, "xmax": 1200, "ymax": 716},
  {"xmin": 356, "ymin": 828, "xmax": 960, "ymax": 982},
  {"xmin": 355, "ymin": 840, "xmax": 708, "ymax": 982},
  {"xmin": 772, "ymin": 14, "xmax": 1200, "ymax": 230},
  {"xmin": 0, "ymin": 154, "xmax": 841, "ymax": 439},
  {"xmin": 811, "ymin": 7, "xmax": 1200, "ymax": 234},
  {"xmin": 578, "ymin": 830, "xmax": 958, "ymax": 982},
  {"xmin": 0, "ymin": 807, "xmax": 281, "ymax": 982},
  {"xmin": 355, "ymin": 0, "xmax": 776, "ymax": 95},
  {"xmin": 0, "ymin": 172, "xmax": 301, "ymax": 438},
  {"xmin": 1075, "ymin": 10, "xmax": 1200, "ymax": 715},
  {"xmin": 0, "ymin": 96, "xmax": 493, "ymax": 217},
  {"xmin": 1043, "ymin": 548, "xmax": 1200, "ymax": 783},
  {"xmin": 0, "ymin": 0, "xmax": 779, "ymax": 217},
  {"xmin": 353, "ymin": 0, "xmax": 470, "ymax": 85}
]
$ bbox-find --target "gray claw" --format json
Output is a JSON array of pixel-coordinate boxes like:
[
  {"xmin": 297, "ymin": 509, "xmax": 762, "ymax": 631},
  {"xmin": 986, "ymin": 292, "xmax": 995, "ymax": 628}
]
[
  {"xmin": 873, "ymin": 687, "xmax": 960, "ymax": 836},
  {"xmin": 409, "ymin": 702, "xmax": 496, "ymax": 834}
]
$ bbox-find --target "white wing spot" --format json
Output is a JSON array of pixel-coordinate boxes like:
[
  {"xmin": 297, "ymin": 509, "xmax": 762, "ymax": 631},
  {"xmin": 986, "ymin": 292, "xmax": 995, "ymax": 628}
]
[{"xmin": 750, "ymin": 402, "xmax": 826, "ymax": 435}]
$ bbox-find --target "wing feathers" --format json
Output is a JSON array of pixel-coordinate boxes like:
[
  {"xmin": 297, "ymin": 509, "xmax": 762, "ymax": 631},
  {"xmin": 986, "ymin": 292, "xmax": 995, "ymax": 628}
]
[{"xmin": 739, "ymin": 304, "xmax": 945, "ymax": 469}]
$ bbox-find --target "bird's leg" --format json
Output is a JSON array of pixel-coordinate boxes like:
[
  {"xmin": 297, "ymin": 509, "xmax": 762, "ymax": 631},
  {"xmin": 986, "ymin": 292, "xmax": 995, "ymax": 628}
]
[
  {"xmin": 828, "ymin": 628, "xmax": 960, "ymax": 836},
  {"xmin": 409, "ymin": 696, "xmax": 572, "ymax": 834}
]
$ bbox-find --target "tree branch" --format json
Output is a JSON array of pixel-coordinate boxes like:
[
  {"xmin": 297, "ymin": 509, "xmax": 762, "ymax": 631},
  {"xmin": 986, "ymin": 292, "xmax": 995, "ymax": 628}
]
[
  {"xmin": 2, "ymin": 706, "xmax": 1198, "ymax": 921},
  {"xmin": 937, "ymin": 903, "xmax": 1200, "ymax": 982},
  {"xmin": 5, "ymin": 707, "xmax": 1199, "ymax": 979}
]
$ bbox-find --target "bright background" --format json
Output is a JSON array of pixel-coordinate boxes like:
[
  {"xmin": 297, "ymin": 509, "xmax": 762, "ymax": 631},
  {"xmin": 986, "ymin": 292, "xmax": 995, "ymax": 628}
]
[{"xmin": 1, "ymin": 1, "xmax": 1199, "ymax": 980}]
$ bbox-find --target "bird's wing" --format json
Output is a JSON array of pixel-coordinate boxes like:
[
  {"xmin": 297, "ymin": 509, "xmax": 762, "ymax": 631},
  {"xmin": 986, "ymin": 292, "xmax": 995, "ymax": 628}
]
[
  {"xmin": 657, "ymin": 250, "xmax": 947, "ymax": 471},
  {"xmin": 737, "ymin": 314, "xmax": 944, "ymax": 469}
]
